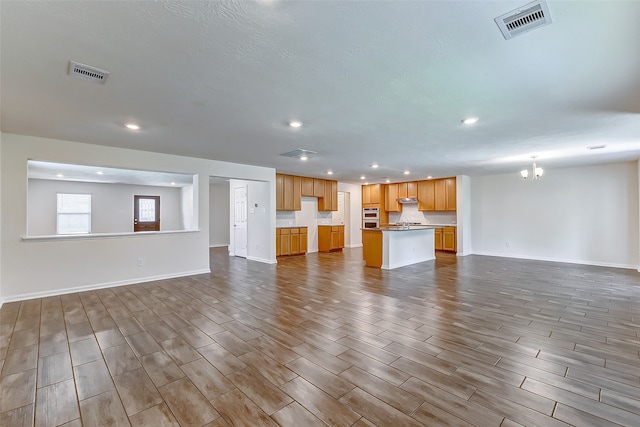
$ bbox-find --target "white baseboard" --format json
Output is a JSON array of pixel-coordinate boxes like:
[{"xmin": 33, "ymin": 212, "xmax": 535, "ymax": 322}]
[
  {"xmin": 471, "ymin": 251, "xmax": 638, "ymax": 270},
  {"xmin": 209, "ymin": 244, "xmax": 229, "ymax": 248},
  {"xmin": 346, "ymin": 244, "xmax": 363, "ymax": 249},
  {"xmin": 0, "ymin": 269, "xmax": 211, "ymax": 305},
  {"xmin": 246, "ymin": 256, "xmax": 277, "ymax": 264}
]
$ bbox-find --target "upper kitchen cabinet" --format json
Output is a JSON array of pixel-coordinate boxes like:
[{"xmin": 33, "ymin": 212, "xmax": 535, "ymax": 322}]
[
  {"xmin": 419, "ymin": 177, "xmax": 455, "ymax": 211},
  {"xmin": 318, "ymin": 179, "xmax": 338, "ymax": 211},
  {"xmin": 301, "ymin": 177, "xmax": 314, "ymax": 197},
  {"xmin": 398, "ymin": 182, "xmax": 418, "ymax": 199},
  {"xmin": 435, "ymin": 177, "xmax": 456, "ymax": 211},
  {"xmin": 313, "ymin": 178, "xmax": 325, "ymax": 198},
  {"xmin": 445, "ymin": 177, "xmax": 456, "ymax": 210},
  {"xmin": 385, "ymin": 184, "xmax": 400, "ymax": 212},
  {"xmin": 417, "ymin": 180, "xmax": 435, "ymax": 211},
  {"xmin": 276, "ymin": 173, "xmax": 301, "ymax": 211},
  {"xmin": 362, "ymin": 184, "xmax": 381, "ymax": 207},
  {"xmin": 277, "ymin": 173, "xmax": 337, "ymax": 212}
]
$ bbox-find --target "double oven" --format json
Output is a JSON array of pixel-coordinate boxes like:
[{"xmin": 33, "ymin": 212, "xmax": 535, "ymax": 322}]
[{"xmin": 362, "ymin": 207, "xmax": 379, "ymax": 229}]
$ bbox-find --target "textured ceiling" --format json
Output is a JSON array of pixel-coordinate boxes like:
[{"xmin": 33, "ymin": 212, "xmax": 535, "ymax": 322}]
[{"xmin": 2, "ymin": 1, "xmax": 639, "ymax": 184}]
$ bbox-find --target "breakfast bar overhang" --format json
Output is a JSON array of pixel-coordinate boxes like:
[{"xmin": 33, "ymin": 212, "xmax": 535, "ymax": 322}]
[{"xmin": 362, "ymin": 226, "xmax": 436, "ymax": 269}]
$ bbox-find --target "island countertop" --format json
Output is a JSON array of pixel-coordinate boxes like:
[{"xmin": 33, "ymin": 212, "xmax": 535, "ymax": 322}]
[{"xmin": 362, "ymin": 227, "xmax": 435, "ymax": 269}]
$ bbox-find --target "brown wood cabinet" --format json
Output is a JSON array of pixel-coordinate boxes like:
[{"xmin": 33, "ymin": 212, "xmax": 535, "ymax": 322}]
[
  {"xmin": 362, "ymin": 184, "xmax": 381, "ymax": 207},
  {"xmin": 318, "ymin": 225, "xmax": 344, "ymax": 252},
  {"xmin": 277, "ymin": 174, "xmax": 335, "ymax": 211},
  {"xmin": 385, "ymin": 184, "xmax": 400, "ymax": 212},
  {"xmin": 318, "ymin": 180, "xmax": 338, "ymax": 211},
  {"xmin": 407, "ymin": 181, "xmax": 418, "ymax": 198},
  {"xmin": 418, "ymin": 177, "xmax": 456, "ymax": 211},
  {"xmin": 301, "ymin": 177, "xmax": 314, "ymax": 197},
  {"xmin": 445, "ymin": 177, "xmax": 456, "ymax": 210},
  {"xmin": 434, "ymin": 226, "xmax": 456, "ymax": 252},
  {"xmin": 276, "ymin": 173, "xmax": 302, "ymax": 211},
  {"xmin": 276, "ymin": 227, "xmax": 307, "ymax": 256},
  {"xmin": 362, "ymin": 229, "xmax": 382, "ymax": 267},
  {"xmin": 313, "ymin": 178, "xmax": 325, "ymax": 198},
  {"xmin": 276, "ymin": 174, "xmax": 284, "ymax": 211},
  {"xmin": 418, "ymin": 180, "xmax": 435, "ymax": 211}
]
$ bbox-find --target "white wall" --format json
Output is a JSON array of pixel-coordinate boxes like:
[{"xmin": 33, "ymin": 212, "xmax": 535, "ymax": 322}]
[
  {"xmin": 471, "ymin": 161, "xmax": 639, "ymax": 269},
  {"xmin": 0, "ymin": 133, "xmax": 275, "ymax": 302},
  {"xmin": 338, "ymin": 182, "xmax": 363, "ymax": 248},
  {"xmin": 28, "ymin": 179, "xmax": 185, "ymax": 235},
  {"xmin": 181, "ymin": 184, "xmax": 194, "ymax": 230},
  {"xmin": 456, "ymin": 175, "xmax": 472, "ymax": 256},
  {"xmin": 209, "ymin": 182, "xmax": 230, "ymax": 247}
]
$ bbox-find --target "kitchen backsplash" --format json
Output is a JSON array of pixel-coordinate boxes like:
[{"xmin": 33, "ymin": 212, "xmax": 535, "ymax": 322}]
[
  {"xmin": 389, "ymin": 204, "xmax": 456, "ymax": 225},
  {"xmin": 276, "ymin": 209, "xmax": 334, "ymax": 227}
]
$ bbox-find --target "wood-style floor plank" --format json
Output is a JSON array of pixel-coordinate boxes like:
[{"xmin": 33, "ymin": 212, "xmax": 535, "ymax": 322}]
[{"xmin": 0, "ymin": 248, "xmax": 638, "ymax": 426}]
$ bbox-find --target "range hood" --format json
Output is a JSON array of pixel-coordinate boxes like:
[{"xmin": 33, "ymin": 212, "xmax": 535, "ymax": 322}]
[{"xmin": 397, "ymin": 197, "xmax": 418, "ymax": 204}]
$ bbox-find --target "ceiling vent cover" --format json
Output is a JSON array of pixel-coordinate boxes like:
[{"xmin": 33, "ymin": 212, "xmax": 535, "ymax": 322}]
[
  {"xmin": 495, "ymin": 0, "xmax": 552, "ymax": 40},
  {"xmin": 279, "ymin": 149, "xmax": 318, "ymax": 158},
  {"xmin": 68, "ymin": 61, "xmax": 109, "ymax": 84}
]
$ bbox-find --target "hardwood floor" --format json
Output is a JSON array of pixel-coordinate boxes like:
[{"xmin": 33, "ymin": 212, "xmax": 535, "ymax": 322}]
[{"xmin": 1, "ymin": 248, "xmax": 639, "ymax": 426}]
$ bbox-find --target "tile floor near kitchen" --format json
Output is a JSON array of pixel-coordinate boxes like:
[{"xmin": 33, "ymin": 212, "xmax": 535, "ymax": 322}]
[{"xmin": 1, "ymin": 248, "xmax": 639, "ymax": 426}]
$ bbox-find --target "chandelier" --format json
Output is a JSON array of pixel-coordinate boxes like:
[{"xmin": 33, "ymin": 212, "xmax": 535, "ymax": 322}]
[{"xmin": 521, "ymin": 156, "xmax": 543, "ymax": 180}]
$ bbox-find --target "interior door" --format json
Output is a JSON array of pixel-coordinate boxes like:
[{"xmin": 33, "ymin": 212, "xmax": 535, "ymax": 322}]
[
  {"xmin": 233, "ymin": 186, "xmax": 248, "ymax": 258},
  {"xmin": 134, "ymin": 195, "xmax": 160, "ymax": 231}
]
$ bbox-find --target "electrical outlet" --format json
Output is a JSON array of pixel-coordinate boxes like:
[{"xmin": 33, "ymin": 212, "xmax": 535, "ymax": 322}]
[
  {"xmin": 137, "ymin": 258, "xmax": 144, "ymax": 267},
  {"xmin": 505, "ymin": 241, "xmax": 511, "ymax": 248}
]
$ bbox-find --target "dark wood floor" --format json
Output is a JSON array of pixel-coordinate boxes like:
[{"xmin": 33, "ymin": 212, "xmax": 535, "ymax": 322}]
[{"xmin": 1, "ymin": 248, "xmax": 639, "ymax": 426}]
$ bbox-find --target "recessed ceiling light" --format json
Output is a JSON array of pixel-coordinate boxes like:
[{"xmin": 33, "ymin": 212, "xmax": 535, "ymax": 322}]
[
  {"xmin": 364, "ymin": 182, "xmax": 369, "ymax": 185},
  {"xmin": 327, "ymin": 170, "xmax": 333, "ymax": 175},
  {"xmin": 96, "ymin": 171, "xmax": 104, "ymax": 175},
  {"xmin": 427, "ymin": 175, "xmax": 433, "ymax": 179},
  {"xmin": 462, "ymin": 117, "xmax": 478, "ymax": 125},
  {"xmin": 171, "ymin": 182, "xmax": 176, "ymax": 186},
  {"xmin": 56, "ymin": 173, "xmax": 64, "ymax": 178},
  {"xmin": 288, "ymin": 121, "xmax": 303, "ymax": 128},
  {"xmin": 125, "ymin": 123, "xmax": 140, "ymax": 130},
  {"xmin": 371, "ymin": 164, "xmax": 379, "ymax": 169},
  {"xmin": 385, "ymin": 179, "xmax": 391, "ymax": 183},
  {"xmin": 587, "ymin": 144, "xmax": 606, "ymax": 150},
  {"xmin": 404, "ymin": 171, "xmax": 410, "ymax": 175},
  {"xmin": 360, "ymin": 175, "xmax": 366, "ymax": 180},
  {"xmin": 300, "ymin": 155, "xmax": 308, "ymax": 161}
]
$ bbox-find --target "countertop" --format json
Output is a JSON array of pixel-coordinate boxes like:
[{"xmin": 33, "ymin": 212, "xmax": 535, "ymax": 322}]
[
  {"xmin": 276, "ymin": 226, "xmax": 308, "ymax": 229},
  {"xmin": 362, "ymin": 225, "xmax": 440, "ymax": 232}
]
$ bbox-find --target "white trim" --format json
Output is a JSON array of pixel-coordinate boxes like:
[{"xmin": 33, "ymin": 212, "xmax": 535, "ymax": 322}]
[
  {"xmin": 471, "ymin": 251, "xmax": 638, "ymax": 270},
  {"xmin": 346, "ymin": 244, "xmax": 363, "ymax": 249},
  {"xmin": 0, "ymin": 269, "xmax": 210, "ymax": 304},
  {"xmin": 456, "ymin": 252, "xmax": 471, "ymax": 257},
  {"xmin": 22, "ymin": 229, "xmax": 199, "ymax": 242},
  {"xmin": 209, "ymin": 244, "xmax": 229, "ymax": 248},
  {"xmin": 247, "ymin": 255, "xmax": 277, "ymax": 264}
]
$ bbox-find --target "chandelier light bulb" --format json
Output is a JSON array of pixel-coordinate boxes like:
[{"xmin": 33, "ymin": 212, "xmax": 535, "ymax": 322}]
[{"xmin": 521, "ymin": 156, "xmax": 543, "ymax": 181}]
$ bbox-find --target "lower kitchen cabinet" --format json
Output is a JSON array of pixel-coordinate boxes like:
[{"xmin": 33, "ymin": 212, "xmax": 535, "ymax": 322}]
[
  {"xmin": 318, "ymin": 225, "xmax": 344, "ymax": 252},
  {"xmin": 434, "ymin": 227, "xmax": 456, "ymax": 252},
  {"xmin": 276, "ymin": 227, "xmax": 307, "ymax": 257}
]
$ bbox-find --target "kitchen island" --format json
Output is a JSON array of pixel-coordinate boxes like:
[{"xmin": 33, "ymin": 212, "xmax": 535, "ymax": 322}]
[{"xmin": 362, "ymin": 225, "xmax": 436, "ymax": 269}]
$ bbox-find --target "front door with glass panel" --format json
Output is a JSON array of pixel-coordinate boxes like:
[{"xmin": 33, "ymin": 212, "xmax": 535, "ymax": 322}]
[{"xmin": 134, "ymin": 195, "xmax": 160, "ymax": 231}]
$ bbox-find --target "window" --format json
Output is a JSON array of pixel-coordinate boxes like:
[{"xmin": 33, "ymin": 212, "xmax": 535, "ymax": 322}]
[{"xmin": 57, "ymin": 193, "xmax": 91, "ymax": 234}]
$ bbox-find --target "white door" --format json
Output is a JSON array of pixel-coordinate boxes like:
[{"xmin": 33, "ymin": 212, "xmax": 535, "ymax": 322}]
[{"xmin": 233, "ymin": 186, "xmax": 248, "ymax": 258}]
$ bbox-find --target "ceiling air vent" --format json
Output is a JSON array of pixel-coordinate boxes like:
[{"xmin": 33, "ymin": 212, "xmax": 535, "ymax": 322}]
[
  {"xmin": 495, "ymin": 0, "xmax": 552, "ymax": 40},
  {"xmin": 279, "ymin": 149, "xmax": 317, "ymax": 159},
  {"xmin": 68, "ymin": 61, "xmax": 109, "ymax": 84}
]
